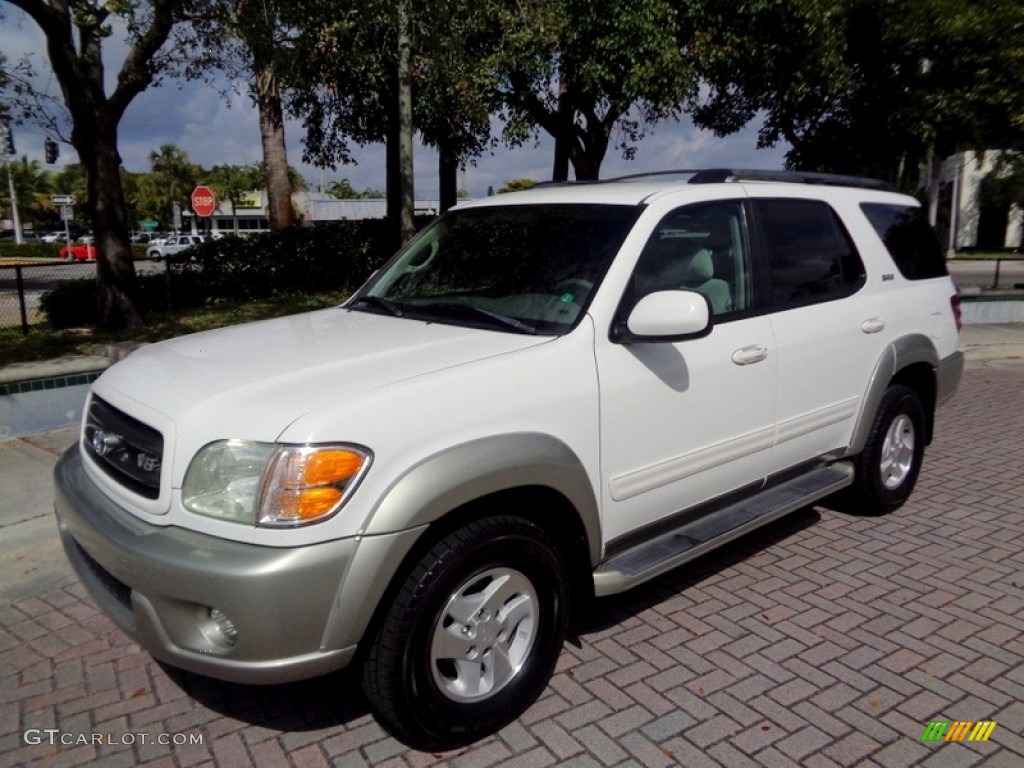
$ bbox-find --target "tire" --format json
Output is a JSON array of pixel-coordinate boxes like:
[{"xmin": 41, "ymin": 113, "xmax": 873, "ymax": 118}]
[
  {"xmin": 361, "ymin": 516, "xmax": 570, "ymax": 749},
  {"xmin": 148, "ymin": 250, "xmax": 162, "ymax": 261},
  {"xmin": 846, "ymin": 385, "xmax": 926, "ymax": 515}
]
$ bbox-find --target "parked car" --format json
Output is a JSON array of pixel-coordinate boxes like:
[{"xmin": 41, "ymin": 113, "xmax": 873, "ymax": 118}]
[
  {"xmin": 41, "ymin": 231, "xmax": 65, "ymax": 243},
  {"xmin": 55, "ymin": 169, "xmax": 963, "ymax": 749},
  {"xmin": 58, "ymin": 243, "xmax": 97, "ymax": 261},
  {"xmin": 146, "ymin": 234, "xmax": 205, "ymax": 261}
]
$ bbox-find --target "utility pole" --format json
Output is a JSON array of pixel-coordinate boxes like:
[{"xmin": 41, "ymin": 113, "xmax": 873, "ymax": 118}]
[
  {"xmin": 1, "ymin": 120, "xmax": 23, "ymax": 244},
  {"xmin": 6, "ymin": 166, "xmax": 23, "ymax": 244}
]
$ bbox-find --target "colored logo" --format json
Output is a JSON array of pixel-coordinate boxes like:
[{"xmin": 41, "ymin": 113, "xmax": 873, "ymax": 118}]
[{"xmin": 921, "ymin": 721, "xmax": 997, "ymax": 743}]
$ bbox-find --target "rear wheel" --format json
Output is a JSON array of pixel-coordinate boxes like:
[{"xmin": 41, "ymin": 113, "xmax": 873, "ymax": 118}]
[
  {"xmin": 361, "ymin": 516, "xmax": 570, "ymax": 749},
  {"xmin": 846, "ymin": 385, "xmax": 926, "ymax": 515}
]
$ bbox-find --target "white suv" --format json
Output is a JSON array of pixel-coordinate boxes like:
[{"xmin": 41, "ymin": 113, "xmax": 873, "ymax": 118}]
[{"xmin": 55, "ymin": 170, "xmax": 963, "ymax": 748}]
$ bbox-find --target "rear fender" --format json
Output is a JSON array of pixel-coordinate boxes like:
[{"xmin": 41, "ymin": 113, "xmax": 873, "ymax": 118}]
[{"xmin": 848, "ymin": 334, "xmax": 938, "ymax": 455}]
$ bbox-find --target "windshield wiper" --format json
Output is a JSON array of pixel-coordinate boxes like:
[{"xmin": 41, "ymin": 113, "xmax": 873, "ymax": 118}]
[
  {"xmin": 427, "ymin": 303, "xmax": 538, "ymax": 334},
  {"xmin": 349, "ymin": 295, "xmax": 405, "ymax": 317}
]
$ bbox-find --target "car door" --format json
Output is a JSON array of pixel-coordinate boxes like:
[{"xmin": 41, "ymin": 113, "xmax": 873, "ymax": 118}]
[
  {"xmin": 596, "ymin": 198, "xmax": 778, "ymax": 545},
  {"xmin": 749, "ymin": 194, "xmax": 880, "ymax": 469}
]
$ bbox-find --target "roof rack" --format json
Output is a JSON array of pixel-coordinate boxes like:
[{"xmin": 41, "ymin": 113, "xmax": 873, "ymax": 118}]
[
  {"xmin": 690, "ymin": 168, "xmax": 895, "ymax": 191},
  {"xmin": 608, "ymin": 168, "xmax": 896, "ymax": 192}
]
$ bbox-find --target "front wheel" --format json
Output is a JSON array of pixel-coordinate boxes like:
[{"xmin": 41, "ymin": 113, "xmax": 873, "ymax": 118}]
[
  {"xmin": 361, "ymin": 516, "xmax": 570, "ymax": 749},
  {"xmin": 846, "ymin": 385, "xmax": 927, "ymax": 515}
]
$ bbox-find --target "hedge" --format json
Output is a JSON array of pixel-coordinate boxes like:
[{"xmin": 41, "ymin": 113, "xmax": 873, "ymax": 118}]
[
  {"xmin": 38, "ymin": 219, "xmax": 426, "ymax": 328},
  {"xmin": 39, "ymin": 272, "xmax": 205, "ymax": 329},
  {"xmin": 0, "ymin": 243, "xmax": 65, "ymax": 260}
]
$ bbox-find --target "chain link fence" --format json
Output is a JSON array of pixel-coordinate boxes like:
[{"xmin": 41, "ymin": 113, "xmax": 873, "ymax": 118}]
[{"xmin": 0, "ymin": 260, "xmax": 100, "ymax": 333}]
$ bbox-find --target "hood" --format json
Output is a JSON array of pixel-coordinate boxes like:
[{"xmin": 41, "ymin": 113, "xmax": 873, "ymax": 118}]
[{"xmin": 95, "ymin": 307, "xmax": 550, "ymax": 440}]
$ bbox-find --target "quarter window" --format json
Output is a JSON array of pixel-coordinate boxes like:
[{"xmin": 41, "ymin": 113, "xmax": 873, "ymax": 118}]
[
  {"xmin": 860, "ymin": 203, "xmax": 947, "ymax": 280},
  {"xmin": 756, "ymin": 199, "xmax": 865, "ymax": 307}
]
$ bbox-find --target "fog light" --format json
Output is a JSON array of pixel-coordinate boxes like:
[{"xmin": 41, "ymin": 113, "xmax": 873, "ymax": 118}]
[{"xmin": 201, "ymin": 607, "xmax": 238, "ymax": 648}]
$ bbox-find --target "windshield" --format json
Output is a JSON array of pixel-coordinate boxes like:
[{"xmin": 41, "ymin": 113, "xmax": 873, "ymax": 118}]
[{"xmin": 350, "ymin": 204, "xmax": 640, "ymax": 335}]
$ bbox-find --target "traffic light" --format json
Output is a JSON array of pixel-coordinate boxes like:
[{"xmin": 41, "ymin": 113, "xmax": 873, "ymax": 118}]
[
  {"xmin": 0, "ymin": 121, "xmax": 13, "ymax": 156},
  {"xmin": 45, "ymin": 139, "xmax": 59, "ymax": 164}
]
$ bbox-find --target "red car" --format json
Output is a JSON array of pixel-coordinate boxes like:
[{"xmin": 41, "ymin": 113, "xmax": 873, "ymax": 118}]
[{"xmin": 59, "ymin": 243, "xmax": 97, "ymax": 261}]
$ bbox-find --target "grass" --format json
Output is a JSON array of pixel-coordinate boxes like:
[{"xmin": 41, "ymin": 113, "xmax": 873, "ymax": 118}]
[{"xmin": 0, "ymin": 290, "xmax": 350, "ymax": 368}]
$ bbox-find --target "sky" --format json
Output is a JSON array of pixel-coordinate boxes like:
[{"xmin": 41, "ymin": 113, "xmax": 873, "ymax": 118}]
[{"xmin": 0, "ymin": 5, "xmax": 790, "ymax": 201}]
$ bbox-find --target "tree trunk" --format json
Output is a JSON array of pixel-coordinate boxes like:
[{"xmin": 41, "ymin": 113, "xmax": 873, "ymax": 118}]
[
  {"xmin": 256, "ymin": 65, "xmax": 294, "ymax": 231},
  {"xmin": 397, "ymin": 0, "xmax": 415, "ymax": 242},
  {"xmin": 385, "ymin": 112, "xmax": 401, "ymax": 223},
  {"xmin": 568, "ymin": 118, "xmax": 609, "ymax": 181},
  {"xmin": 552, "ymin": 67, "xmax": 571, "ymax": 182},
  {"xmin": 78, "ymin": 124, "xmax": 141, "ymax": 329},
  {"xmin": 438, "ymin": 138, "xmax": 458, "ymax": 213}
]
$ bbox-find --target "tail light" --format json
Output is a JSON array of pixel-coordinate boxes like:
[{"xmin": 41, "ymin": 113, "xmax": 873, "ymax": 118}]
[{"xmin": 950, "ymin": 294, "xmax": 962, "ymax": 333}]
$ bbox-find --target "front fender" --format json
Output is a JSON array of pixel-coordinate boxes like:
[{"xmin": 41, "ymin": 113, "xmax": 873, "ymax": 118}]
[
  {"xmin": 319, "ymin": 433, "xmax": 601, "ymax": 653},
  {"xmin": 363, "ymin": 432, "xmax": 601, "ymax": 564}
]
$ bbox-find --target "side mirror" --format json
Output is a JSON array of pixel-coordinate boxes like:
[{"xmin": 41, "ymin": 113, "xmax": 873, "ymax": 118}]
[{"xmin": 611, "ymin": 290, "xmax": 712, "ymax": 343}]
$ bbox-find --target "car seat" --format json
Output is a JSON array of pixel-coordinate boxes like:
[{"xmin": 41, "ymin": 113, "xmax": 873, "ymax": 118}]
[{"xmin": 682, "ymin": 248, "xmax": 733, "ymax": 314}]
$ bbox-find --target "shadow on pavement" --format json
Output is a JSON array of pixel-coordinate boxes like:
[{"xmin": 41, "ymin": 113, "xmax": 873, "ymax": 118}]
[
  {"xmin": 158, "ymin": 662, "xmax": 372, "ymax": 732},
  {"xmin": 579, "ymin": 505, "xmax": 823, "ymax": 636}
]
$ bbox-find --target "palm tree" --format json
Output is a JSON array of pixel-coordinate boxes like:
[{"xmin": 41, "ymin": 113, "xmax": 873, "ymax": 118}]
[
  {"xmin": 7, "ymin": 155, "xmax": 55, "ymax": 234},
  {"xmin": 207, "ymin": 164, "xmax": 263, "ymax": 235},
  {"xmin": 148, "ymin": 144, "xmax": 199, "ymax": 227}
]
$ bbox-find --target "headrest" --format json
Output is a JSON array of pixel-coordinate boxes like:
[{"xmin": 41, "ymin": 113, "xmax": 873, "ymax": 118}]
[{"xmin": 686, "ymin": 248, "xmax": 714, "ymax": 282}]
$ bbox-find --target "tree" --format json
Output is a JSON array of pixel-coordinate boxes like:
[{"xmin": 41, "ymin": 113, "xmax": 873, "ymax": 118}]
[
  {"xmin": 497, "ymin": 178, "xmax": 538, "ymax": 193},
  {"xmin": 148, "ymin": 143, "xmax": 200, "ymax": 226},
  {"xmin": 204, "ymin": 0, "xmax": 301, "ymax": 231},
  {"xmin": 688, "ymin": 0, "xmax": 1024, "ymax": 187},
  {"xmin": 6, "ymin": 155, "xmax": 54, "ymax": 230},
  {"xmin": 412, "ymin": 0, "xmax": 502, "ymax": 212},
  {"xmin": 287, "ymin": 0, "xmax": 413, "ymax": 239},
  {"xmin": 0, "ymin": 0, "xmax": 207, "ymax": 328},
  {"xmin": 326, "ymin": 178, "xmax": 359, "ymax": 199},
  {"xmin": 288, "ymin": 0, "xmax": 502, "ymax": 237},
  {"xmin": 497, "ymin": 0, "xmax": 697, "ymax": 181}
]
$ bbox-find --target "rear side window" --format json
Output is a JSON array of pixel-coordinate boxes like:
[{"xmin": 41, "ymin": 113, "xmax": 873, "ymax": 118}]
[
  {"xmin": 756, "ymin": 199, "xmax": 865, "ymax": 308},
  {"xmin": 860, "ymin": 203, "xmax": 947, "ymax": 280}
]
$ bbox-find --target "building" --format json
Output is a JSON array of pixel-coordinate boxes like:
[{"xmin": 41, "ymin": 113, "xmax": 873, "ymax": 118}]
[
  {"xmin": 936, "ymin": 151, "xmax": 1023, "ymax": 252},
  {"xmin": 183, "ymin": 190, "xmax": 442, "ymax": 235}
]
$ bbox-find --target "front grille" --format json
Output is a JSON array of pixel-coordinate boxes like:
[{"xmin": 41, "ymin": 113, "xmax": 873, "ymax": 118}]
[{"xmin": 84, "ymin": 396, "xmax": 163, "ymax": 499}]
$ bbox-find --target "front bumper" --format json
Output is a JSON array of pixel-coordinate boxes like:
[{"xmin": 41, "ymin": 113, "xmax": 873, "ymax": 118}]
[{"xmin": 54, "ymin": 446, "xmax": 359, "ymax": 684}]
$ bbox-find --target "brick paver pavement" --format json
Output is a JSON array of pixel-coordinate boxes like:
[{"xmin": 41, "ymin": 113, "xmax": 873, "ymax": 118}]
[{"xmin": 3, "ymin": 362, "xmax": 1023, "ymax": 767}]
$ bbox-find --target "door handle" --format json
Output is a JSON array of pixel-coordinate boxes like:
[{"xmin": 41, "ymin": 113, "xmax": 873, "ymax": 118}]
[
  {"xmin": 861, "ymin": 317, "xmax": 885, "ymax": 334},
  {"xmin": 732, "ymin": 344, "xmax": 768, "ymax": 365}
]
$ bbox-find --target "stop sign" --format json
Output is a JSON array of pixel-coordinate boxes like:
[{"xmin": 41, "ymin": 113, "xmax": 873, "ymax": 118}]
[{"xmin": 191, "ymin": 185, "xmax": 217, "ymax": 217}]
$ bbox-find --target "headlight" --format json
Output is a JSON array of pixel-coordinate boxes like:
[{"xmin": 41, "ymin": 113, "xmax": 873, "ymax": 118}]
[
  {"xmin": 182, "ymin": 440, "xmax": 276, "ymax": 524},
  {"xmin": 183, "ymin": 441, "xmax": 371, "ymax": 526}
]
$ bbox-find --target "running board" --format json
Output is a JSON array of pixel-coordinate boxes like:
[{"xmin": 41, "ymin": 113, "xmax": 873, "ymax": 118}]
[{"xmin": 593, "ymin": 463, "xmax": 855, "ymax": 596}]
